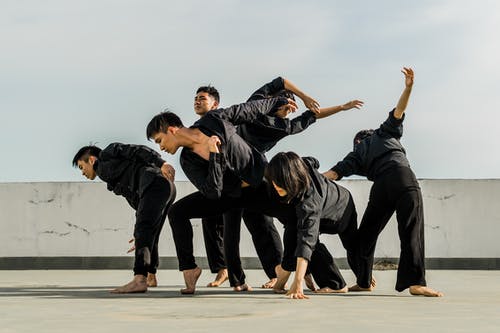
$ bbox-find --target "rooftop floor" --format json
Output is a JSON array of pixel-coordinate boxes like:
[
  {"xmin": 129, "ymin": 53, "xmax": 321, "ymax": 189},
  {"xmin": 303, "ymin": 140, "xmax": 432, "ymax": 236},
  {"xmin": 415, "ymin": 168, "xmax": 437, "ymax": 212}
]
[{"xmin": 1, "ymin": 269, "xmax": 499, "ymax": 333}]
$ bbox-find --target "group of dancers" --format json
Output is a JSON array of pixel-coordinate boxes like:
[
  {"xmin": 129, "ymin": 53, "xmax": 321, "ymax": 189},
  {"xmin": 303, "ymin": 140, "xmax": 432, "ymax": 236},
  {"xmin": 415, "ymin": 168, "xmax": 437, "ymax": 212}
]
[{"xmin": 72, "ymin": 67, "xmax": 443, "ymax": 299}]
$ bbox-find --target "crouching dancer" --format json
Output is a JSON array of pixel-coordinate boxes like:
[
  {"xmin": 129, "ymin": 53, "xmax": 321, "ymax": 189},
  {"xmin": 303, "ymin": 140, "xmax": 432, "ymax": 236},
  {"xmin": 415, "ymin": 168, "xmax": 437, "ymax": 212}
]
[
  {"xmin": 265, "ymin": 152, "xmax": 360, "ymax": 299},
  {"xmin": 72, "ymin": 143, "xmax": 176, "ymax": 293},
  {"xmin": 324, "ymin": 68, "xmax": 443, "ymax": 297}
]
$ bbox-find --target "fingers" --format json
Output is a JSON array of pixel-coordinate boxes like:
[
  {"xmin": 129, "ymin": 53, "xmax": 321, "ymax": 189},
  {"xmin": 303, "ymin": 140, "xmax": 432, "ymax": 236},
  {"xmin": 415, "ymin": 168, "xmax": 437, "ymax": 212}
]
[{"xmin": 129, "ymin": 238, "xmax": 134, "ymax": 244}]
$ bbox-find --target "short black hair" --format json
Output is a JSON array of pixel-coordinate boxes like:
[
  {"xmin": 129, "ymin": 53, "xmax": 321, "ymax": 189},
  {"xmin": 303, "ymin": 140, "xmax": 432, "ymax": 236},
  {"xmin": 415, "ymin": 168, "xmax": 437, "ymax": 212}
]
[
  {"xmin": 72, "ymin": 145, "xmax": 102, "ymax": 167},
  {"xmin": 265, "ymin": 151, "xmax": 311, "ymax": 203},
  {"xmin": 146, "ymin": 111, "xmax": 184, "ymax": 140},
  {"xmin": 196, "ymin": 85, "xmax": 220, "ymax": 103},
  {"xmin": 353, "ymin": 129, "xmax": 374, "ymax": 146}
]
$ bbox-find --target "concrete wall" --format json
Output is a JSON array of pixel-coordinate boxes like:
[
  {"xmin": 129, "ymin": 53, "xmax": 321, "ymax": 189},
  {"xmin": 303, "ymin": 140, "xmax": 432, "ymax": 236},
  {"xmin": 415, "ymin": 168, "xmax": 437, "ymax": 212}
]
[{"xmin": 1, "ymin": 180, "xmax": 499, "ymax": 268}]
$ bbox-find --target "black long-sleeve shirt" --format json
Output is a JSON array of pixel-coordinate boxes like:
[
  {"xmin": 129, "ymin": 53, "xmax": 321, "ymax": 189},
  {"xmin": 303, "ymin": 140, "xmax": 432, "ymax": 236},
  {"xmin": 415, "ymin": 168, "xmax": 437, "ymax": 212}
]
[
  {"xmin": 237, "ymin": 77, "xmax": 317, "ymax": 153},
  {"xmin": 180, "ymin": 98, "xmax": 285, "ymax": 199},
  {"xmin": 330, "ymin": 109, "xmax": 410, "ymax": 181},
  {"xmin": 282, "ymin": 157, "xmax": 351, "ymax": 263},
  {"xmin": 94, "ymin": 143, "xmax": 166, "ymax": 209}
]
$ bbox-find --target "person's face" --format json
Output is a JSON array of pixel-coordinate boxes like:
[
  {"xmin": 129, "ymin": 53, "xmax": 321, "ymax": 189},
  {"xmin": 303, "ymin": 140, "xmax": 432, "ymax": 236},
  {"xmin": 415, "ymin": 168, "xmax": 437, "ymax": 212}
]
[
  {"xmin": 77, "ymin": 157, "xmax": 97, "ymax": 180},
  {"xmin": 194, "ymin": 92, "xmax": 219, "ymax": 116},
  {"xmin": 272, "ymin": 181, "xmax": 288, "ymax": 197},
  {"xmin": 152, "ymin": 128, "xmax": 180, "ymax": 154}
]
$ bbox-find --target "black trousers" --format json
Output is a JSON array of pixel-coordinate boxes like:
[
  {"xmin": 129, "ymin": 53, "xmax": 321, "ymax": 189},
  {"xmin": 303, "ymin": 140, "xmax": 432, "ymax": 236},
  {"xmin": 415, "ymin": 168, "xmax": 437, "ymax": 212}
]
[
  {"xmin": 167, "ymin": 185, "xmax": 283, "ymax": 274},
  {"xmin": 282, "ymin": 194, "xmax": 359, "ymax": 290},
  {"xmin": 201, "ymin": 215, "xmax": 226, "ymax": 273},
  {"xmin": 202, "ymin": 209, "xmax": 282, "ymax": 286},
  {"xmin": 133, "ymin": 177, "xmax": 176, "ymax": 276},
  {"xmin": 310, "ymin": 194, "xmax": 359, "ymax": 290},
  {"xmin": 357, "ymin": 166, "xmax": 426, "ymax": 292}
]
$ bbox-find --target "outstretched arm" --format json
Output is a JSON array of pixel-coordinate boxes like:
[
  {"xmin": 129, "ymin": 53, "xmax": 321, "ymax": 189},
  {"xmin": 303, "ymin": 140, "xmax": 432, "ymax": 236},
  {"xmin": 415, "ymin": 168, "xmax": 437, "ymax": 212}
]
[
  {"xmin": 315, "ymin": 100, "xmax": 364, "ymax": 119},
  {"xmin": 394, "ymin": 67, "xmax": 414, "ymax": 119},
  {"xmin": 286, "ymin": 257, "xmax": 310, "ymax": 299},
  {"xmin": 283, "ymin": 78, "xmax": 320, "ymax": 114}
]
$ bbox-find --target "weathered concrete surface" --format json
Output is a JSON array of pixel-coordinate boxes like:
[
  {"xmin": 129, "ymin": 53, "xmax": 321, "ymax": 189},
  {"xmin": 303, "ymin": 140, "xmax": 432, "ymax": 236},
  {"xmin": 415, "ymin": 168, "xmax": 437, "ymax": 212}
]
[
  {"xmin": 0, "ymin": 270, "xmax": 499, "ymax": 333},
  {"xmin": 1, "ymin": 180, "xmax": 499, "ymax": 263}
]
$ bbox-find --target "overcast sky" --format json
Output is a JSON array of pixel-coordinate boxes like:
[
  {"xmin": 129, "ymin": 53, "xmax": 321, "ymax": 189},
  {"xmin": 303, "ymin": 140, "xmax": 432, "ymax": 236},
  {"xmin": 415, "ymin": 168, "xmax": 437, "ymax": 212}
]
[{"xmin": 1, "ymin": 0, "xmax": 499, "ymax": 182}]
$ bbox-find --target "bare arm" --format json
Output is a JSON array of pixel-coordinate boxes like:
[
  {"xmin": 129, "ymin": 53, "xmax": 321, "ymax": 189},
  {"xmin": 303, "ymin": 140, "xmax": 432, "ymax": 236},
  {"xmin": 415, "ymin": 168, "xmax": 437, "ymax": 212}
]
[
  {"xmin": 286, "ymin": 257, "xmax": 309, "ymax": 299},
  {"xmin": 283, "ymin": 78, "xmax": 320, "ymax": 114},
  {"xmin": 394, "ymin": 67, "xmax": 414, "ymax": 119},
  {"xmin": 315, "ymin": 100, "xmax": 364, "ymax": 119}
]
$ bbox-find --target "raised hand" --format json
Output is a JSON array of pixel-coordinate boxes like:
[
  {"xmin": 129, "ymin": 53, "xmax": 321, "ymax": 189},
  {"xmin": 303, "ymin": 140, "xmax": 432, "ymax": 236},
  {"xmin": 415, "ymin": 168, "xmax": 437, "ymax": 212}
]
[
  {"xmin": 402, "ymin": 67, "xmax": 414, "ymax": 87},
  {"xmin": 342, "ymin": 100, "xmax": 364, "ymax": 111}
]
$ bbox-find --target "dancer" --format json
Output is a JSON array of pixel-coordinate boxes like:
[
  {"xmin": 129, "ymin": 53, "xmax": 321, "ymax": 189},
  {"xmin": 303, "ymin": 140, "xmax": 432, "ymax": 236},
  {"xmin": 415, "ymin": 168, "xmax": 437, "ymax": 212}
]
[
  {"xmin": 147, "ymin": 97, "xmax": 292, "ymax": 294},
  {"xmin": 265, "ymin": 152, "xmax": 359, "ymax": 299},
  {"xmin": 72, "ymin": 143, "xmax": 176, "ymax": 293},
  {"xmin": 323, "ymin": 68, "xmax": 443, "ymax": 297},
  {"xmin": 197, "ymin": 78, "xmax": 363, "ymax": 290}
]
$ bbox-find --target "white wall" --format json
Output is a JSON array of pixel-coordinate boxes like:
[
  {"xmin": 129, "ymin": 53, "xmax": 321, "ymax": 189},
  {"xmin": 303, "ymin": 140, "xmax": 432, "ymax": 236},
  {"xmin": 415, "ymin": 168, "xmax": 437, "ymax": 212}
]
[{"xmin": 1, "ymin": 180, "xmax": 499, "ymax": 259}]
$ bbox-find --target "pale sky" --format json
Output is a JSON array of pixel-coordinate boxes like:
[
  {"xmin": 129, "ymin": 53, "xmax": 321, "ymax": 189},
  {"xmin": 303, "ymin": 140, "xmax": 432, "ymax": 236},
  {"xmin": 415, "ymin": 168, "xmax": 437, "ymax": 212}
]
[{"xmin": 1, "ymin": 0, "xmax": 499, "ymax": 182}]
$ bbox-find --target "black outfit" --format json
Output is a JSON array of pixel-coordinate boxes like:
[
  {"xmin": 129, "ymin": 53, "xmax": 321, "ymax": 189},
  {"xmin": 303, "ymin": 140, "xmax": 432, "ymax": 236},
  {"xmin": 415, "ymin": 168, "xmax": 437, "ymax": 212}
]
[
  {"xmin": 279, "ymin": 157, "xmax": 358, "ymax": 290},
  {"xmin": 95, "ymin": 143, "xmax": 176, "ymax": 276},
  {"xmin": 169, "ymin": 98, "xmax": 286, "ymax": 275},
  {"xmin": 330, "ymin": 110, "xmax": 427, "ymax": 292},
  {"xmin": 201, "ymin": 77, "xmax": 319, "ymax": 286}
]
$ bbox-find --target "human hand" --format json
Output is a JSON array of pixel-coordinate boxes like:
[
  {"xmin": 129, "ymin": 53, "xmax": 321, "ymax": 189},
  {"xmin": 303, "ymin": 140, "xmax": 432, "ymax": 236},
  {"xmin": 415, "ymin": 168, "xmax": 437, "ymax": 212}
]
[
  {"xmin": 342, "ymin": 100, "xmax": 364, "ymax": 111},
  {"xmin": 127, "ymin": 238, "xmax": 135, "ymax": 253},
  {"xmin": 161, "ymin": 163, "xmax": 175, "ymax": 181},
  {"xmin": 402, "ymin": 67, "xmax": 414, "ymax": 87},
  {"xmin": 208, "ymin": 136, "xmax": 221, "ymax": 153},
  {"xmin": 275, "ymin": 98, "xmax": 298, "ymax": 118},
  {"xmin": 301, "ymin": 95, "xmax": 320, "ymax": 114},
  {"xmin": 286, "ymin": 279, "xmax": 308, "ymax": 299}
]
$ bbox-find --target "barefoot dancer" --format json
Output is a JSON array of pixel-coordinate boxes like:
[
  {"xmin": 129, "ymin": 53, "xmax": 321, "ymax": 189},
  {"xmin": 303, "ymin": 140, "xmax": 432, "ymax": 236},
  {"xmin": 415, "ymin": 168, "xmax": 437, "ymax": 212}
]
[
  {"xmin": 265, "ymin": 152, "xmax": 360, "ymax": 299},
  {"xmin": 72, "ymin": 144, "xmax": 176, "ymax": 293},
  {"xmin": 198, "ymin": 77, "xmax": 364, "ymax": 290},
  {"xmin": 147, "ymin": 98, "xmax": 293, "ymax": 294},
  {"xmin": 324, "ymin": 68, "xmax": 443, "ymax": 297}
]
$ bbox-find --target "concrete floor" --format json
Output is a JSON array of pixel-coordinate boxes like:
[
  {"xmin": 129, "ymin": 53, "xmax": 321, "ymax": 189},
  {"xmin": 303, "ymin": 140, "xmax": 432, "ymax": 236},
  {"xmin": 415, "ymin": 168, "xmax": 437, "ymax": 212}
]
[{"xmin": 1, "ymin": 269, "xmax": 499, "ymax": 333}]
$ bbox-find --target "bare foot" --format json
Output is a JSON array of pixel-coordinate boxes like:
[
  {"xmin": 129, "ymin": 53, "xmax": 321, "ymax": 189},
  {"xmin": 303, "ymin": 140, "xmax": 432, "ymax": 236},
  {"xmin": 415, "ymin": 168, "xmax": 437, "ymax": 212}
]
[
  {"xmin": 147, "ymin": 273, "xmax": 158, "ymax": 287},
  {"xmin": 348, "ymin": 284, "xmax": 374, "ymax": 292},
  {"xmin": 110, "ymin": 275, "xmax": 147, "ymax": 294},
  {"xmin": 371, "ymin": 277, "xmax": 377, "ymax": 288},
  {"xmin": 262, "ymin": 278, "xmax": 277, "ymax": 289},
  {"xmin": 304, "ymin": 273, "xmax": 316, "ymax": 291},
  {"xmin": 233, "ymin": 283, "xmax": 253, "ymax": 292},
  {"xmin": 206, "ymin": 268, "xmax": 228, "ymax": 287},
  {"xmin": 181, "ymin": 267, "xmax": 202, "ymax": 294},
  {"xmin": 314, "ymin": 286, "xmax": 348, "ymax": 294},
  {"xmin": 409, "ymin": 285, "xmax": 443, "ymax": 297}
]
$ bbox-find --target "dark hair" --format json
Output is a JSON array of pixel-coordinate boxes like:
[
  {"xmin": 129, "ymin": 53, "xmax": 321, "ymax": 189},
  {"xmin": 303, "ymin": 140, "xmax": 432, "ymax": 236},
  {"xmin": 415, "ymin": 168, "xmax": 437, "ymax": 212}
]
[
  {"xmin": 72, "ymin": 145, "xmax": 102, "ymax": 167},
  {"xmin": 196, "ymin": 85, "xmax": 220, "ymax": 103},
  {"xmin": 146, "ymin": 111, "xmax": 184, "ymax": 139},
  {"xmin": 265, "ymin": 151, "xmax": 311, "ymax": 202},
  {"xmin": 353, "ymin": 129, "xmax": 374, "ymax": 146}
]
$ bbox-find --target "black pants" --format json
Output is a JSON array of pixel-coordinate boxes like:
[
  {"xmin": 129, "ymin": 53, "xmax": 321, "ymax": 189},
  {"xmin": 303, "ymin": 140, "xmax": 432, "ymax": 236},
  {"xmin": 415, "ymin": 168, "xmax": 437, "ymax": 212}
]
[
  {"xmin": 308, "ymin": 195, "xmax": 359, "ymax": 290},
  {"xmin": 280, "ymin": 194, "xmax": 358, "ymax": 290},
  {"xmin": 224, "ymin": 209, "xmax": 282, "ymax": 286},
  {"xmin": 357, "ymin": 166, "xmax": 426, "ymax": 292},
  {"xmin": 167, "ymin": 185, "xmax": 283, "ymax": 274},
  {"xmin": 202, "ymin": 209, "xmax": 281, "ymax": 286},
  {"xmin": 201, "ymin": 215, "xmax": 226, "ymax": 273},
  {"xmin": 133, "ymin": 177, "xmax": 176, "ymax": 276}
]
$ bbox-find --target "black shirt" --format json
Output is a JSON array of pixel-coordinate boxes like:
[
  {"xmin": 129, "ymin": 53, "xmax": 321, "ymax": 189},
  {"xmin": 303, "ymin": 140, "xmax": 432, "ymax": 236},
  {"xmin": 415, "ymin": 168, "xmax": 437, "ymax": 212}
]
[
  {"xmin": 238, "ymin": 77, "xmax": 317, "ymax": 153},
  {"xmin": 180, "ymin": 98, "xmax": 285, "ymax": 199},
  {"xmin": 331, "ymin": 109, "xmax": 410, "ymax": 181},
  {"xmin": 284, "ymin": 157, "xmax": 351, "ymax": 262},
  {"xmin": 95, "ymin": 143, "xmax": 166, "ymax": 209}
]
